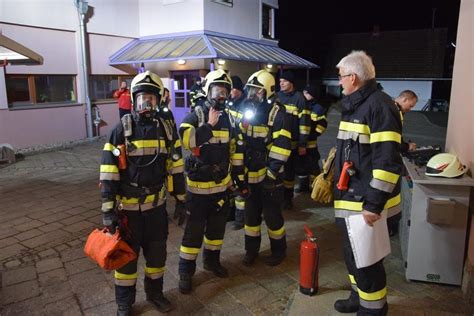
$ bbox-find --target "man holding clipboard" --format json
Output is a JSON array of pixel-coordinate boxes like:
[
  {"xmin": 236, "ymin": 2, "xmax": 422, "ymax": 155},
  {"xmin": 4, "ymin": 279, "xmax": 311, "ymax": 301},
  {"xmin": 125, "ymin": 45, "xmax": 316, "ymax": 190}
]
[{"xmin": 332, "ymin": 51, "xmax": 403, "ymax": 315}]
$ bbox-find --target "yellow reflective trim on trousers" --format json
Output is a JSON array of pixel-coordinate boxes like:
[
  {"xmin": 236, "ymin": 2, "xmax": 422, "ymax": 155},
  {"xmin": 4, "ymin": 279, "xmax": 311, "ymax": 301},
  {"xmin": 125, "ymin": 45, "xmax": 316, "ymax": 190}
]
[
  {"xmin": 268, "ymin": 226, "xmax": 285, "ymax": 236},
  {"xmin": 245, "ymin": 225, "xmax": 261, "ymax": 232},
  {"xmin": 204, "ymin": 236, "xmax": 223, "ymax": 246},
  {"xmin": 339, "ymin": 121, "xmax": 370, "ymax": 134},
  {"xmin": 349, "ymin": 274, "xmax": 356, "ymax": 285},
  {"xmin": 131, "ymin": 139, "xmax": 166, "ymax": 148},
  {"xmin": 235, "ymin": 200, "xmax": 245, "ymax": 208},
  {"xmin": 316, "ymin": 125, "xmax": 326, "ymax": 133},
  {"xmin": 100, "ymin": 164, "xmax": 119, "ymax": 173},
  {"xmin": 370, "ymin": 131, "xmax": 401, "ymax": 144},
  {"xmin": 334, "ymin": 194, "xmax": 401, "ymax": 212},
  {"xmin": 103, "ymin": 143, "xmax": 115, "ymax": 151},
  {"xmin": 358, "ymin": 287, "xmax": 387, "ymax": 301},
  {"xmin": 270, "ymin": 145, "xmax": 291, "ymax": 157},
  {"xmin": 180, "ymin": 245, "xmax": 200, "ymax": 254},
  {"xmin": 115, "ymin": 271, "xmax": 138, "ymax": 280},
  {"xmin": 145, "ymin": 266, "xmax": 165, "ymax": 274},
  {"xmin": 373, "ymin": 169, "xmax": 399, "ymax": 184},
  {"xmin": 300, "ymin": 125, "xmax": 311, "ymax": 133}
]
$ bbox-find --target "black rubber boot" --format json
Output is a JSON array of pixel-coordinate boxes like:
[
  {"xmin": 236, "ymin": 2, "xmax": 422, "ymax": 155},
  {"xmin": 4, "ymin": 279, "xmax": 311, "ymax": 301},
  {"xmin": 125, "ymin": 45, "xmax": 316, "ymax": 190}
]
[
  {"xmin": 179, "ymin": 274, "xmax": 192, "ymax": 294},
  {"xmin": 203, "ymin": 249, "xmax": 229, "ymax": 278},
  {"xmin": 232, "ymin": 221, "xmax": 244, "ymax": 230},
  {"xmin": 115, "ymin": 285, "xmax": 136, "ymax": 316},
  {"xmin": 264, "ymin": 252, "xmax": 286, "ymax": 266},
  {"xmin": 242, "ymin": 252, "xmax": 258, "ymax": 266},
  {"xmin": 294, "ymin": 176, "xmax": 310, "ymax": 193},
  {"xmin": 334, "ymin": 290, "xmax": 359, "ymax": 313},
  {"xmin": 144, "ymin": 277, "xmax": 172, "ymax": 313}
]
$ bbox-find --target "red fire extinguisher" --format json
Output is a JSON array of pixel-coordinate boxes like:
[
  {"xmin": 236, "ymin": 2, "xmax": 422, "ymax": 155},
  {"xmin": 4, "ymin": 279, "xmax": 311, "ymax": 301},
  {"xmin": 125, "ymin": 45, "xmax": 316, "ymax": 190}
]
[{"xmin": 299, "ymin": 225, "xmax": 319, "ymax": 296}]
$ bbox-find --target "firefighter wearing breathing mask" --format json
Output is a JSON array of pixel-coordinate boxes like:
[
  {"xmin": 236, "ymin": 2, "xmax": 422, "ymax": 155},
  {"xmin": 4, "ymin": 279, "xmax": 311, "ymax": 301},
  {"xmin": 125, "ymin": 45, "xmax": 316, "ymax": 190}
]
[
  {"xmin": 240, "ymin": 70, "xmax": 292, "ymax": 267},
  {"xmin": 178, "ymin": 69, "xmax": 245, "ymax": 294},
  {"xmin": 99, "ymin": 71, "xmax": 186, "ymax": 315}
]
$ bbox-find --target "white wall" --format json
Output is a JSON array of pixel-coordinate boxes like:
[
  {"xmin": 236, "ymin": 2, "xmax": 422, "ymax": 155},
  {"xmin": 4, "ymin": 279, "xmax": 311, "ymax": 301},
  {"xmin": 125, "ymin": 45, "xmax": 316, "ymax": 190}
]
[
  {"xmin": 138, "ymin": 0, "xmax": 204, "ymax": 37},
  {"xmin": 204, "ymin": 0, "xmax": 259, "ymax": 40},
  {"xmin": 0, "ymin": 23, "xmax": 77, "ymax": 75},
  {"xmin": 0, "ymin": 0, "xmax": 139, "ymax": 37},
  {"xmin": 88, "ymin": 34, "xmax": 136, "ymax": 74}
]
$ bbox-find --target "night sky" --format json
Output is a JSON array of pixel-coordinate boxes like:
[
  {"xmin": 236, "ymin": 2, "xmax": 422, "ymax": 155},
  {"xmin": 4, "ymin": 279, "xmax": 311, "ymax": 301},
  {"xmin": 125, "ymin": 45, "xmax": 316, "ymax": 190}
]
[{"xmin": 276, "ymin": 0, "xmax": 461, "ymax": 70}]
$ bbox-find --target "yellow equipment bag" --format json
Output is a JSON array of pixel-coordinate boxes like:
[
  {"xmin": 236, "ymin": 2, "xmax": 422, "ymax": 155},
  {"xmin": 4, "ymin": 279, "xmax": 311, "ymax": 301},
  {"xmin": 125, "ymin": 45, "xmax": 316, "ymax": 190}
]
[{"xmin": 311, "ymin": 147, "xmax": 337, "ymax": 204}]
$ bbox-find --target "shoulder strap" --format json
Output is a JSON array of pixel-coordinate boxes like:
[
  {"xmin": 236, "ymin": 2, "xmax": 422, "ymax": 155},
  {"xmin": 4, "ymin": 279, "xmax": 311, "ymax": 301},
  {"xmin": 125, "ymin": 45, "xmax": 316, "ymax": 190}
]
[
  {"xmin": 267, "ymin": 103, "xmax": 280, "ymax": 127},
  {"xmin": 195, "ymin": 106, "xmax": 205, "ymax": 127}
]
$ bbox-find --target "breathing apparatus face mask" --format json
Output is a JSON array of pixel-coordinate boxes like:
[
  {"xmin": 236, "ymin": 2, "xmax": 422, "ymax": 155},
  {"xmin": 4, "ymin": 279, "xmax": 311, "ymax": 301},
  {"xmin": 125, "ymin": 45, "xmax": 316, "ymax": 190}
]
[
  {"xmin": 134, "ymin": 93, "xmax": 159, "ymax": 119},
  {"xmin": 208, "ymin": 84, "xmax": 229, "ymax": 111}
]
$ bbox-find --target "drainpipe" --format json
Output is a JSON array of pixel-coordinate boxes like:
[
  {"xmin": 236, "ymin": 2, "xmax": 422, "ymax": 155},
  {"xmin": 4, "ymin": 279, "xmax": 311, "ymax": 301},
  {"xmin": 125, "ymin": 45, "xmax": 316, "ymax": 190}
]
[{"xmin": 75, "ymin": 0, "xmax": 93, "ymax": 139}]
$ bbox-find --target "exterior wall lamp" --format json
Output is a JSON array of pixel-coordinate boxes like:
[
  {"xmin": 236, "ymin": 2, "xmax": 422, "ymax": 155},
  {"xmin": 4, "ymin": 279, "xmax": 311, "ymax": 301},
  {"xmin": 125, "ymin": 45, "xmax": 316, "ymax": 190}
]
[{"xmin": 177, "ymin": 59, "xmax": 186, "ymax": 65}]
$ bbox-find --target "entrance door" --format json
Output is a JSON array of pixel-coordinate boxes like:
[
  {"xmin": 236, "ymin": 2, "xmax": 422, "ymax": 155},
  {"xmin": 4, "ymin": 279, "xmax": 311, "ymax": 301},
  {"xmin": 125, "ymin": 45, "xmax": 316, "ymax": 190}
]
[{"xmin": 170, "ymin": 71, "xmax": 201, "ymax": 126}]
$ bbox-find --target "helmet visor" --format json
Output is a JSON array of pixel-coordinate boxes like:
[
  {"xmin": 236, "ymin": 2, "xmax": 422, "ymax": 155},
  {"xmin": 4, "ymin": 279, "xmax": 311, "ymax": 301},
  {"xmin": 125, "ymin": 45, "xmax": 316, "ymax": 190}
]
[
  {"xmin": 245, "ymin": 86, "xmax": 264, "ymax": 103},
  {"xmin": 135, "ymin": 93, "xmax": 158, "ymax": 113}
]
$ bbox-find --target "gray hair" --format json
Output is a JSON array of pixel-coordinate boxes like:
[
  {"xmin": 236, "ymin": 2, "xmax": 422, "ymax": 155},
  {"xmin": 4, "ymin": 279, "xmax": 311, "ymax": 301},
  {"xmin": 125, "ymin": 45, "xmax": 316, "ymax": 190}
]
[{"xmin": 336, "ymin": 51, "xmax": 376, "ymax": 82}]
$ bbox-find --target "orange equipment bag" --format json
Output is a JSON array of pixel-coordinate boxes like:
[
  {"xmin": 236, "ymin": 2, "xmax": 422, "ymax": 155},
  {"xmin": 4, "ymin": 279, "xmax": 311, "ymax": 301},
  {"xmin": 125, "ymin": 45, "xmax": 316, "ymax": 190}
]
[{"xmin": 84, "ymin": 228, "xmax": 137, "ymax": 271}]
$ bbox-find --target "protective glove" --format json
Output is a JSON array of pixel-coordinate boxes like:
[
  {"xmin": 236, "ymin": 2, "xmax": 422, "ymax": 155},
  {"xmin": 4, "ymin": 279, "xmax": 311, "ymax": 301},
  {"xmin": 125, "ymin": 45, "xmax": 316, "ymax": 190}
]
[
  {"xmin": 173, "ymin": 200, "xmax": 187, "ymax": 226},
  {"xmin": 102, "ymin": 210, "xmax": 119, "ymax": 235},
  {"xmin": 311, "ymin": 147, "xmax": 336, "ymax": 204}
]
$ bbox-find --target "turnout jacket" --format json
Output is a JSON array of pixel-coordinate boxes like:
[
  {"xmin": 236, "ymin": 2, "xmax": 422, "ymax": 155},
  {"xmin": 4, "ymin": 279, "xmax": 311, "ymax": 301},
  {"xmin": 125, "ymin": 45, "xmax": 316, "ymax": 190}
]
[
  {"xmin": 307, "ymin": 100, "xmax": 329, "ymax": 149},
  {"xmin": 240, "ymin": 100, "xmax": 292, "ymax": 184},
  {"xmin": 334, "ymin": 79, "xmax": 403, "ymax": 218},
  {"xmin": 99, "ymin": 112, "xmax": 186, "ymax": 211},
  {"xmin": 277, "ymin": 90, "xmax": 310, "ymax": 149},
  {"xmin": 179, "ymin": 103, "xmax": 245, "ymax": 195}
]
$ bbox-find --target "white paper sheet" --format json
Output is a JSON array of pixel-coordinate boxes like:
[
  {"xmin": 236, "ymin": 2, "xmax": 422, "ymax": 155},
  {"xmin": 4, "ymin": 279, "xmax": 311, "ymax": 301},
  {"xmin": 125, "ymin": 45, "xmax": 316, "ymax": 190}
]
[{"xmin": 345, "ymin": 210, "xmax": 391, "ymax": 269}]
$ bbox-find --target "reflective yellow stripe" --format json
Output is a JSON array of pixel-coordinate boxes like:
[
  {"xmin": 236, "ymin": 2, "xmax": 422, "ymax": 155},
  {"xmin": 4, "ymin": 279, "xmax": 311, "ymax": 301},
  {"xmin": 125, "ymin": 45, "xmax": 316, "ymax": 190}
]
[
  {"xmin": 102, "ymin": 201, "xmax": 115, "ymax": 210},
  {"xmin": 268, "ymin": 226, "xmax": 285, "ymax": 236},
  {"xmin": 273, "ymin": 129, "xmax": 291, "ymax": 139},
  {"xmin": 248, "ymin": 167, "xmax": 267, "ymax": 178},
  {"xmin": 171, "ymin": 159, "xmax": 184, "ymax": 169},
  {"xmin": 212, "ymin": 130, "xmax": 229, "ymax": 138},
  {"xmin": 385, "ymin": 194, "xmax": 401, "ymax": 208},
  {"xmin": 370, "ymin": 131, "xmax": 401, "ymax": 143},
  {"xmin": 266, "ymin": 169, "xmax": 276, "ymax": 179},
  {"xmin": 131, "ymin": 139, "xmax": 166, "ymax": 148},
  {"xmin": 373, "ymin": 169, "xmax": 399, "ymax": 184},
  {"xmin": 180, "ymin": 246, "xmax": 200, "ymax": 254},
  {"xmin": 100, "ymin": 164, "xmax": 119, "ymax": 173},
  {"xmin": 167, "ymin": 175, "xmax": 174, "ymax": 193},
  {"xmin": 174, "ymin": 139, "xmax": 182, "ymax": 148},
  {"xmin": 334, "ymin": 194, "xmax": 401, "ymax": 212},
  {"xmin": 245, "ymin": 225, "xmax": 260, "ymax": 232},
  {"xmin": 103, "ymin": 143, "xmax": 115, "ymax": 151},
  {"xmin": 204, "ymin": 236, "xmax": 223, "ymax": 246},
  {"xmin": 186, "ymin": 174, "xmax": 232, "ymax": 189},
  {"xmin": 301, "ymin": 109, "xmax": 311, "ymax": 115},
  {"xmin": 349, "ymin": 274, "xmax": 356, "ymax": 285},
  {"xmin": 270, "ymin": 146, "xmax": 291, "ymax": 156},
  {"xmin": 181, "ymin": 123, "xmax": 194, "ymax": 128},
  {"xmin": 339, "ymin": 121, "xmax": 370, "ymax": 134},
  {"xmin": 358, "ymin": 287, "xmax": 387, "ymax": 301},
  {"xmin": 115, "ymin": 271, "xmax": 138, "ymax": 280},
  {"xmin": 145, "ymin": 266, "xmax": 165, "ymax": 274},
  {"xmin": 299, "ymin": 126, "xmax": 311, "ymax": 133},
  {"xmin": 233, "ymin": 153, "xmax": 244, "ymax": 160},
  {"xmin": 316, "ymin": 125, "xmax": 326, "ymax": 133}
]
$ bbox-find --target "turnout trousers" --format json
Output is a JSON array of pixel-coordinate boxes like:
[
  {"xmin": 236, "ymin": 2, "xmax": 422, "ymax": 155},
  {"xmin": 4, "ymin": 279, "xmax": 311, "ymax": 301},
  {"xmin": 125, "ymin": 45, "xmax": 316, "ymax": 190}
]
[
  {"xmin": 336, "ymin": 218, "xmax": 388, "ymax": 315},
  {"xmin": 244, "ymin": 184, "xmax": 286, "ymax": 255},
  {"xmin": 179, "ymin": 191, "xmax": 229, "ymax": 275},
  {"xmin": 114, "ymin": 205, "xmax": 168, "ymax": 306}
]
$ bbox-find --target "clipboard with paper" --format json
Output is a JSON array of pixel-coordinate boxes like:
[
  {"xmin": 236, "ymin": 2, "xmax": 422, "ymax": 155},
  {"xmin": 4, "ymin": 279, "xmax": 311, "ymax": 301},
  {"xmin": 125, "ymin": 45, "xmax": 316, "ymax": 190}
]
[{"xmin": 345, "ymin": 210, "xmax": 391, "ymax": 269}]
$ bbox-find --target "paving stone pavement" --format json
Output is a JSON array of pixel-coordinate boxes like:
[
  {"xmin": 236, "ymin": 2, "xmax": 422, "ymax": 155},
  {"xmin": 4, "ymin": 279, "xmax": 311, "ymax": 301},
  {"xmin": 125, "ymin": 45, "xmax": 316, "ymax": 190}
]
[{"xmin": 1, "ymin": 109, "xmax": 471, "ymax": 315}]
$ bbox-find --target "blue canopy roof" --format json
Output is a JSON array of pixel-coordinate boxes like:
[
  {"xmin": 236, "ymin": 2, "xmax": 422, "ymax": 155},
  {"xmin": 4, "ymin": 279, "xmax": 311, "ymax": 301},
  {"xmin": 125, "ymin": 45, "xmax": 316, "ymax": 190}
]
[{"xmin": 109, "ymin": 31, "xmax": 318, "ymax": 68}]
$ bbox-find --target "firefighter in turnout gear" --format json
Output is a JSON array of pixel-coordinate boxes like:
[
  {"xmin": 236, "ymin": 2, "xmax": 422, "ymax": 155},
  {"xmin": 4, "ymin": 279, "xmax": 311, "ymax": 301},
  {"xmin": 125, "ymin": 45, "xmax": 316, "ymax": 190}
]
[
  {"xmin": 178, "ymin": 69, "xmax": 245, "ymax": 294},
  {"xmin": 277, "ymin": 71, "xmax": 311, "ymax": 209},
  {"xmin": 99, "ymin": 71, "xmax": 186, "ymax": 315},
  {"xmin": 241, "ymin": 70, "xmax": 292, "ymax": 267},
  {"xmin": 302, "ymin": 85, "xmax": 329, "ymax": 187},
  {"xmin": 333, "ymin": 51, "xmax": 402, "ymax": 315}
]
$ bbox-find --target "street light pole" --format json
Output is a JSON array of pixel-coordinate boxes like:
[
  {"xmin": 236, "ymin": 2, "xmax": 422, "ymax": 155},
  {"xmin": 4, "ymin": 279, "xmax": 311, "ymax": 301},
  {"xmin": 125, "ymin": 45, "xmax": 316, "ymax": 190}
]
[{"xmin": 75, "ymin": 0, "xmax": 93, "ymax": 139}]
